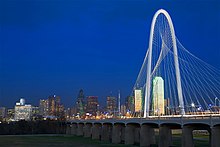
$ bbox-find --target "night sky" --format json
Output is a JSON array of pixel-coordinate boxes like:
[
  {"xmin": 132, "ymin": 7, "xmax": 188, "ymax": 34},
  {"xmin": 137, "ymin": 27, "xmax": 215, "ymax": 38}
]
[{"xmin": 0, "ymin": 0, "xmax": 219, "ymax": 108}]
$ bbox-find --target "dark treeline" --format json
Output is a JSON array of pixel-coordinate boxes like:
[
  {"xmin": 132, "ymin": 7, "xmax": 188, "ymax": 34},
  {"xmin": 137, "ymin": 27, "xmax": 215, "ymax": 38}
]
[{"xmin": 0, "ymin": 120, "xmax": 66, "ymax": 135}]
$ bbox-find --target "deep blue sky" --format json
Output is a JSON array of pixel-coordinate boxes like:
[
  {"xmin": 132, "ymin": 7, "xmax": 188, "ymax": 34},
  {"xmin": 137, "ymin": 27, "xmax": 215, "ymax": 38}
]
[{"xmin": 0, "ymin": 0, "xmax": 219, "ymax": 108}]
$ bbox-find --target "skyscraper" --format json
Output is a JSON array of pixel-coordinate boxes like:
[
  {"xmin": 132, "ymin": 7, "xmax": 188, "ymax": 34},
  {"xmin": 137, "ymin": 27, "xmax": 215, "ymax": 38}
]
[
  {"xmin": 86, "ymin": 96, "xmax": 98, "ymax": 116},
  {"xmin": 134, "ymin": 89, "xmax": 142, "ymax": 112},
  {"xmin": 106, "ymin": 96, "xmax": 117, "ymax": 115},
  {"xmin": 125, "ymin": 96, "xmax": 135, "ymax": 113},
  {"xmin": 46, "ymin": 95, "xmax": 64, "ymax": 119},
  {"xmin": 0, "ymin": 107, "xmax": 7, "ymax": 119},
  {"xmin": 152, "ymin": 76, "xmax": 165, "ymax": 116},
  {"xmin": 39, "ymin": 99, "xmax": 49, "ymax": 116},
  {"xmin": 164, "ymin": 98, "xmax": 170, "ymax": 115},
  {"xmin": 76, "ymin": 89, "xmax": 85, "ymax": 116},
  {"xmin": 48, "ymin": 96, "xmax": 55, "ymax": 116}
]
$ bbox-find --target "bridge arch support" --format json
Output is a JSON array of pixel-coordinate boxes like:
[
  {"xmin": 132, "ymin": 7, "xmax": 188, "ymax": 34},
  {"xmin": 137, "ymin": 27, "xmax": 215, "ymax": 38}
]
[{"xmin": 144, "ymin": 9, "xmax": 185, "ymax": 117}]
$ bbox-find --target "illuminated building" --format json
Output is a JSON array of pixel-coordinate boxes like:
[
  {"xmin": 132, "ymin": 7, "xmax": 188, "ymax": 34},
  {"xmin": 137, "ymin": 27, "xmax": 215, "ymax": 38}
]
[
  {"xmin": 65, "ymin": 107, "xmax": 76, "ymax": 120},
  {"xmin": 14, "ymin": 98, "xmax": 32, "ymax": 121},
  {"xmin": 86, "ymin": 96, "xmax": 98, "ymax": 116},
  {"xmin": 38, "ymin": 95, "xmax": 65, "ymax": 119},
  {"xmin": 152, "ymin": 76, "xmax": 165, "ymax": 116},
  {"xmin": 32, "ymin": 106, "xmax": 39, "ymax": 120},
  {"xmin": 48, "ymin": 95, "xmax": 62, "ymax": 117},
  {"xmin": 126, "ymin": 96, "xmax": 134, "ymax": 113},
  {"xmin": 39, "ymin": 99, "xmax": 49, "ymax": 116},
  {"xmin": 76, "ymin": 89, "xmax": 85, "ymax": 116},
  {"xmin": 134, "ymin": 89, "xmax": 142, "ymax": 112},
  {"xmin": 7, "ymin": 108, "xmax": 15, "ymax": 120},
  {"xmin": 106, "ymin": 96, "xmax": 117, "ymax": 115},
  {"xmin": 164, "ymin": 98, "xmax": 170, "ymax": 115},
  {"xmin": 120, "ymin": 104, "xmax": 127, "ymax": 116},
  {"xmin": 0, "ymin": 107, "xmax": 7, "ymax": 119}
]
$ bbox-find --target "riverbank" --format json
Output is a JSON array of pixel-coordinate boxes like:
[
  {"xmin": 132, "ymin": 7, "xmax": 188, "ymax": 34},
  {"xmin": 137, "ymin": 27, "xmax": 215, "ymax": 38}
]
[{"xmin": 0, "ymin": 134, "xmax": 136, "ymax": 147}]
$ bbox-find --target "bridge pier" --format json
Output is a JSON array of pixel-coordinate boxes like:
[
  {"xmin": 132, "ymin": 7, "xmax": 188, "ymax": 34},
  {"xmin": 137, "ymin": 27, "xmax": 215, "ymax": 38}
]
[
  {"xmin": 182, "ymin": 125, "xmax": 193, "ymax": 147},
  {"xmin": 134, "ymin": 126, "xmax": 140, "ymax": 144},
  {"xmin": 121, "ymin": 125, "xmax": 125, "ymax": 142},
  {"xmin": 125, "ymin": 124, "xmax": 137, "ymax": 145},
  {"xmin": 140, "ymin": 124, "xmax": 156, "ymax": 147},
  {"xmin": 211, "ymin": 125, "xmax": 220, "ymax": 147},
  {"xmin": 77, "ymin": 123, "xmax": 84, "ymax": 136},
  {"xmin": 101, "ymin": 123, "xmax": 112, "ymax": 141},
  {"xmin": 66, "ymin": 124, "xmax": 71, "ymax": 135},
  {"xmin": 70, "ymin": 123, "xmax": 77, "ymax": 135},
  {"xmin": 159, "ymin": 125, "xmax": 172, "ymax": 147},
  {"xmin": 112, "ymin": 123, "xmax": 124, "ymax": 144},
  {"xmin": 92, "ymin": 123, "xmax": 101, "ymax": 140},
  {"xmin": 83, "ymin": 123, "xmax": 92, "ymax": 138}
]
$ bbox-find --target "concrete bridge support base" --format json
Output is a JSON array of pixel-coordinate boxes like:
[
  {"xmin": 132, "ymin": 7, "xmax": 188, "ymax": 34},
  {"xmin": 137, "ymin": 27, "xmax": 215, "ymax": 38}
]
[
  {"xmin": 125, "ymin": 124, "xmax": 135, "ymax": 145},
  {"xmin": 70, "ymin": 123, "xmax": 77, "ymax": 135},
  {"xmin": 66, "ymin": 124, "xmax": 71, "ymax": 134},
  {"xmin": 134, "ymin": 127, "xmax": 140, "ymax": 144},
  {"xmin": 92, "ymin": 123, "xmax": 101, "ymax": 140},
  {"xmin": 121, "ymin": 125, "xmax": 125, "ymax": 142},
  {"xmin": 140, "ymin": 124, "xmax": 155, "ymax": 147},
  {"xmin": 211, "ymin": 126, "xmax": 220, "ymax": 147},
  {"xmin": 182, "ymin": 126, "xmax": 193, "ymax": 147},
  {"xmin": 77, "ymin": 123, "xmax": 84, "ymax": 136},
  {"xmin": 112, "ymin": 124, "xmax": 123, "ymax": 144},
  {"xmin": 101, "ymin": 124, "xmax": 112, "ymax": 141},
  {"xmin": 83, "ymin": 123, "xmax": 92, "ymax": 138},
  {"xmin": 159, "ymin": 125, "xmax": 172, "ymax": 147}
]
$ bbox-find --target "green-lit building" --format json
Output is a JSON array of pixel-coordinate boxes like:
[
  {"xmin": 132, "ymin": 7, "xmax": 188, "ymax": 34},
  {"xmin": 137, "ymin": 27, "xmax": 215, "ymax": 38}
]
[{"xmin": 152, "ymin": 76, "xmax": 165, "ymax": 116}]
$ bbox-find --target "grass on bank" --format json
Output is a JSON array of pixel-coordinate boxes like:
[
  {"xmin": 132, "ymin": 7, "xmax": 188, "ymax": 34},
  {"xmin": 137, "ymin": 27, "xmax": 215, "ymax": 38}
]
[
  {"xmin": 0, "ymin": 135, "xmax": 136, "ymax": 147},
  {"xmin": 0, "ymin": 134, "xmax": 209, "ymax": 147}
]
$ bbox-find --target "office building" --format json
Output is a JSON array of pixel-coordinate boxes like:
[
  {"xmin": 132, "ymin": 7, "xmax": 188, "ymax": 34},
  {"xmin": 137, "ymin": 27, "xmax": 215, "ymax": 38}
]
[
  {"xmin": 106, "ymin": 96, "xmax": 117, "ymax": 115},
  {"xmin": 134, "ymin": 89, "xmax": 142, "ymax": 112},
  {"xmin": 125, "ymin": 96, "xmax": 135, "ymax": 113},
  {"xmin": 152, "ymin": 76, "xmax": 165, "ymax": 116},
  {"xmin": 48, "ymin": 95, "xmax": 60, "ymax": 116},
  {"xmin": 164, "ymin": 98, "xmax": 170, "ymax": 115},
  {"xmin": 120, "ymin": 104, "xmax": 127, "ymax": 116},
  {"xmin": 76, "ymin": 89, "xmax": 85, "ymax": 116},
  {"xmin": 86, "ymin": 96, "xmax": 98, "ymax": 116},
  {"xmin": 0, "ymin": 107, "xmax": 7, "ymax": 119},
  {"xmin": 7, "ymin": 108, "xmax": 15, "ymax": 120},
  {"xmin": 14, "ymin": 98, "xmax": 32, "ymax": 121},
  {"xmin": 39, "ymin": 99, "xmax": 49, "ymax": 116}
]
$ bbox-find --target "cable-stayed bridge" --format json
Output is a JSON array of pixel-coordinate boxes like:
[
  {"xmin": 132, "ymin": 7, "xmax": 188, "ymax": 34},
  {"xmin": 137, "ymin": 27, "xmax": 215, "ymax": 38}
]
[
  {"xmin": 67, "ymin": 9, "xmax": 220, "ymax": 147},
  {"xmin": 132, "ymin": 9, "xmax": 220, "ymax": 118}
]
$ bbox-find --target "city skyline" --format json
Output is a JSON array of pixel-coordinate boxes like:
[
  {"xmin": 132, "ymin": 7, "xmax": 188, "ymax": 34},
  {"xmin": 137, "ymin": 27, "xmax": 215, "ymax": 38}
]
[{"xmin": 1, "ymin": 0, "xmax": 220, "ymax": 108}]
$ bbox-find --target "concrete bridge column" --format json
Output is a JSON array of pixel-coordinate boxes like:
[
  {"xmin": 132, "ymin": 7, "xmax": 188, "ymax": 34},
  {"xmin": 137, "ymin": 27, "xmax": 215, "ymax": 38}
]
[
  {"xmin": 83, "ymin": 123, "xmax": 92, "ymax": 138},
  {"xmin": 182, "ymin": 126, "xmax": 193, "ymax": 147},
  {"xmin": 112, "ymin": 124, "xmax": 124, "ymax": 144},
  {"xmin": 92, "ymin": 123, "xmax": 101, "ymax": 140},
  {"xmin": 140, "ymin": 124, "xmax": 155, "ymax": 147},
  {"xmin": 159, "ymin": 125, "xmax": 172, "ymax": 147},
  {"xmin": 121, "ymin": 125, "xmax": 125, "ymax": 142},
  {"xmin": 70, "ymin": 123, "xmax": 77, "ymax": 135},
  {"xmin": 66, "ymin": 124, "xmax": 71, "ymax": 134},
  {"xmin": 125, "ymin": 124, "xmax": 135, "ymax": 145},
  {"xmin": 211, "ymin": 126, "xmax": 220, "ymax": 147},
  {"xmin": 77, "ymin": 123, "xmax": 84, "ymax": 136},
  {"xmin": 101, "ymin": 123, "xmax": 112, "ymax": 141},
  {"xmin": 134, "ymin": 127, "xmax": 140, "ymax": 144}
]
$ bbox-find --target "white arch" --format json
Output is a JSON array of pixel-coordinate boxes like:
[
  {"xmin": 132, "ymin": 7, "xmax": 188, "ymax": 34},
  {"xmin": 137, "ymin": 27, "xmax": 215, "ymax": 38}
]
[{"xmin": 144, "ymin": 9, "xmax": 185, "ymax": 118}]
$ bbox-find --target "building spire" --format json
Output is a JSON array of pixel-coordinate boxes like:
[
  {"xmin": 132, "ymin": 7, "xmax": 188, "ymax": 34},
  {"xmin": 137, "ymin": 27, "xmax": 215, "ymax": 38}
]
[{"xmin": 118, "ymin": 90, "xmax": 121, "ymax": 117}]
